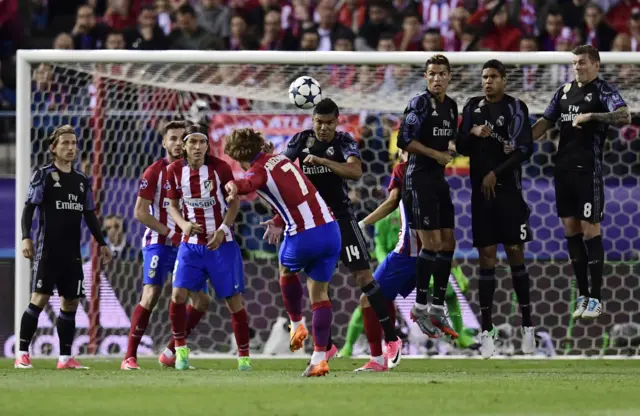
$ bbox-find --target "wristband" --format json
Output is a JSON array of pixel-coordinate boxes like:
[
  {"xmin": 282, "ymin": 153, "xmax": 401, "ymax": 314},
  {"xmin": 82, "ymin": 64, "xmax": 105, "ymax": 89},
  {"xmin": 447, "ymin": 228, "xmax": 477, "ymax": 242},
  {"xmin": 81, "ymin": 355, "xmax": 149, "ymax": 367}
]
[
  {"xmin": 358, "ymin": 220, "xmax": 366, "ymax": 229},
  {"xmin": 218, "ymin": 224, "xmax": 231, "ymax": 236}
]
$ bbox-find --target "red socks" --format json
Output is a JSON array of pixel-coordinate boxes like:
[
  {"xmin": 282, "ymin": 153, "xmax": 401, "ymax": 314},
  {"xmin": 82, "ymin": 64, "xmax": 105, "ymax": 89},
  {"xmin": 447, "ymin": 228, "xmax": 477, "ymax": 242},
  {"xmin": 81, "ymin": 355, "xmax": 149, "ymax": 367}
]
[
  {"xmin": 168, "ymin": 304, "xmax": 205, "ymax": 353},
  {"xmin": 280, "ymin": 274, "xmax": 303, "ymax": 322},
  {"xmin": 232, "ymin": 308, "xmax": 250, "ymax": 357},
  {"xmin": 169, "ymin": 301, "xmax": 187, "ymax": 348},
  {"xmin": 362, "ymin": 306, "xmax": 383, "ymax": 357},
  {"xmin": 125, "ymin": 304, "xmax": 151, "ymax": 359},
  {"xmin": 311, "ymin": 300, "xmax": 332, "ymax": 352}
]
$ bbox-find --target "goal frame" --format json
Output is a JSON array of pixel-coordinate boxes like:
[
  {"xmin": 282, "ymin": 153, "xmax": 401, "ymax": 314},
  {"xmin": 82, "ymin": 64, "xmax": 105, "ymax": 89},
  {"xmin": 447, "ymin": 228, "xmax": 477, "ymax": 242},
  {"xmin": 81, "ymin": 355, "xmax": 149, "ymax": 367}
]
[{"xmin": 14, "ymin": 49, "xmax": 637, "ymax": 355}]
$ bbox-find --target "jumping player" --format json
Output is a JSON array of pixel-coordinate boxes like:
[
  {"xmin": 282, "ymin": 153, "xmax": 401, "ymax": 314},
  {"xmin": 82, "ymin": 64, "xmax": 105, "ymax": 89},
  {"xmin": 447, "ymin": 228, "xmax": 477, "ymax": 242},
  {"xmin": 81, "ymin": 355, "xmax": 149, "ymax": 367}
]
[
  {"xmin": 122, "ymin": 121, "xmax": 212, "ymax": 370},
  {"xmin": 262, "ymin": 98, "xmax": 403, "ymax": 368},
  {"xmin": 165, "ymin": 124, "xmax": 250, "ymax": 371},
  {"xmin": 16, "ymin": 125, "xmax": 113, "ymax": 369},
  {"xmin": 397, "ymin": 54, "xmax": 458, "ymax": 338},
  {"xmin": 224, "ymin": 127, "xmax": 341, "ymax": 377},
  {"xmin": 457, "ymin": 59, "xmax": 535, "ymax": 358},
  {"xmin": 532, "ymin": 45, "xmax": 630, "ymax": 319}
]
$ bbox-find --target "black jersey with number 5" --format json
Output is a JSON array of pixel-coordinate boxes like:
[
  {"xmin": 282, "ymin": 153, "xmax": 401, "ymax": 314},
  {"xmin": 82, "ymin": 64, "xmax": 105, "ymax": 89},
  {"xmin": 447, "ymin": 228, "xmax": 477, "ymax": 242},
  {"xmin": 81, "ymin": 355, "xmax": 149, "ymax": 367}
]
[
  {"xmin": 398, "ymin": 89, "xmax": 458, "ymax": 182},
  {"xmin": 457, "ymin": 94, "xmax": 533, "ymax": 190},
  {"xmin": 26, "ymin": 164, "xmax": 95, "ymax": 257},
  {"xmin": 284, "ymin": 130, "xmax": 361, "ymax": 219},
  {"xmin": 543, "ymin": 78, "xmax": 627, "ymax": 173}
]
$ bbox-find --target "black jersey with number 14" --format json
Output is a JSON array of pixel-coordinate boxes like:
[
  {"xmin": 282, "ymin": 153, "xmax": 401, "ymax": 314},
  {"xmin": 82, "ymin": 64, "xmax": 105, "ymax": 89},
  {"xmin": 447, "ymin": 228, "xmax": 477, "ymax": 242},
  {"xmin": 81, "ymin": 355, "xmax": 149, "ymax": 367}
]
[
  {"xmin": 543, "ymin": 78, "xmax": 626, "ymax": 173},
  {"xmin": 284, "ymin": 130, "xmax": 361, "ymax": 219}
]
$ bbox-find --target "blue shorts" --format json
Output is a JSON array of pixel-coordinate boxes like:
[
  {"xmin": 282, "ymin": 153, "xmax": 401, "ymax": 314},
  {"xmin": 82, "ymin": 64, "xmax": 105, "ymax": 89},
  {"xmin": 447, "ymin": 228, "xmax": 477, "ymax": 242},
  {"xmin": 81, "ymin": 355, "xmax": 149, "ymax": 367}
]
[
  {"xmin": 374, "ymin": 252, "xmax": 417, "ymax": 300},
  {"xmin": 142, "ymin": 244, "xmax": 178, "ymax": 286},
  {"xmin": 173, "ymin": 241, "xmax": 244, "ymax": 298},
  {"xmin": 280, "ymin": 221, "xmax": 341, "ymax": 283}
]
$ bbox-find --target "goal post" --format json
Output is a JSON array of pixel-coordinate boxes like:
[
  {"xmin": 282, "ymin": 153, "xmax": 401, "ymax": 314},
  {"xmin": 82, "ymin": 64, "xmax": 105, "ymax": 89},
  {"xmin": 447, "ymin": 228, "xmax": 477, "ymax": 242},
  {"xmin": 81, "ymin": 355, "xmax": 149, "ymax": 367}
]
[{"xmin": 13, "ymin": 50, "xmax": 640, "ymax": 357}]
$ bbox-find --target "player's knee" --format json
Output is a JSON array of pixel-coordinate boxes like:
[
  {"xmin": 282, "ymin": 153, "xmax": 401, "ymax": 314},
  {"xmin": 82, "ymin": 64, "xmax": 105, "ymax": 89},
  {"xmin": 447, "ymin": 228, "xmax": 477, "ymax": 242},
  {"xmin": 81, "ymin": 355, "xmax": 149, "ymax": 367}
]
[
  {"xmin": 60, "ymin": 297, "xmax": 79, "ymax": 311},
  {"xmin": 562, "ymin": 217, "xmax": 583, "ymax": 236},
  {"xmin": 225, "ymin": 293, "xmax": 244, "ymax": 314},
  {"xmin": 581, "ymin": 221, "xmax": 601, "ymax": 240},
  {"xmin": 30, "ymin": 293, "xmax": 49, "ymax": 309},
  {"xmin": 354, "ymin": 269, "xmax": 373, "ymax": 288},
  {"xmin": 192, "ymin": 291, "xmax": 212, "ymax": 312},
  {"xmin": 171, "ymin": 287, "xmax": 188, "ymax": 304},
  {"xmin": 504, "ymin": 245, "xmax": 525, "ymax": 265},
  {"xmin": 478, "ymin": 247, "xmax": 497, "ymax": 269},
  {"xmin": 279, "ymin": 264, "xmax": 293, "ymax": 276},
  {"xmin": 307, "ymin": 280, "xmax": 329, "ymax": 304},
  {"xmin": 359, "ymin": 293, "xmax": 370, "ymax": 308},
  {"xmin": 140, "ymin": 285, "xmax": 161, "ymax": 310}
]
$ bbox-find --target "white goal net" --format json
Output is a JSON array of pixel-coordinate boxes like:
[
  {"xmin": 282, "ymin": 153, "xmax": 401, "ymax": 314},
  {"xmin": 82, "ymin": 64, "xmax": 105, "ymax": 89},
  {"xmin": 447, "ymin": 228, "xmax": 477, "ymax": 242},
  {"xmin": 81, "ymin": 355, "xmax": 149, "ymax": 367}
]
[{"xmin": 10, "ymin": 51, "xmax": 640, "ymax": 358}]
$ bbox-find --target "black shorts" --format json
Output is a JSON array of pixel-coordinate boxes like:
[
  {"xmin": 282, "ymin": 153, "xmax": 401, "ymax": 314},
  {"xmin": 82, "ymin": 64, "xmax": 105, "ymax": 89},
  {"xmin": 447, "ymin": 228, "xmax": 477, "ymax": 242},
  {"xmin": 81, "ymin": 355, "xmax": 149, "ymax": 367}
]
[
  {"xmin": 32, "ymin": 254, "xmax": 85, "ymax": 299},
  {"xmin": 337, "ymin": 217, "xmax": 370, "ymax": 272},
  {"xmin": 402, "ymin": 179, "xmax": 455, "ymax": 231},
  {"xmin": 472, "ymin": 189, "xmax": 532, "ymax": 248},
  {"xmin": 554, "ymin": 170, "xmax": 604, "ymax": 223}
]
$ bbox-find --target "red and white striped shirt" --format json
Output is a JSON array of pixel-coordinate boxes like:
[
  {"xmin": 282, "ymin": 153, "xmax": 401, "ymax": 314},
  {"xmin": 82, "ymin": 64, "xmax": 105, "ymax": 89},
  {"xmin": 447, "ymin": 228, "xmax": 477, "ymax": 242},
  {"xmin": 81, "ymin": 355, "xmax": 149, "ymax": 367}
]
[
  {"xmin": 232, "ymin": 152, "xmax": 334, "ymax": 237},
  {"xmin": 388, "ymin": 162, "xmax": 421, "ymax": 257},
  {"xmin": 138, "ymin": 158, "xmax": 181, "ymax": 247},
  {"xmin": 166, "ymin": 156, "xmax": 235, "ymax": 245}
]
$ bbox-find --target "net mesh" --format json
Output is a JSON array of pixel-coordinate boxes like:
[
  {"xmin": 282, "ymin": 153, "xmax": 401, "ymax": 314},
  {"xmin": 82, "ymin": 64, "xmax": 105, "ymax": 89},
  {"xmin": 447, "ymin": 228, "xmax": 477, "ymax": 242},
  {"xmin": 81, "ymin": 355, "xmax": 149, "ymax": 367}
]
[{"xmin": 22, "ymin": 60, "xmax": 640, "ymax": 358}]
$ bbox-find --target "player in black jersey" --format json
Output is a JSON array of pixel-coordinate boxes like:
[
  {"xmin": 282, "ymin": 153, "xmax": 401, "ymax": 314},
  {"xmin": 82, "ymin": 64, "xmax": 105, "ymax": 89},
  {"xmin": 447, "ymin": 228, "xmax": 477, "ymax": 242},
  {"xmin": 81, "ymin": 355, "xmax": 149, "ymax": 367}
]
[
  {"xmin": 532, "ymin": 45, "xmax": 630, "ymax": 320},
  {"xmin": 263, "ymin": 98, "xmax": 404, "ymax": 368},
  {"xmin": 397, "ymin": 54, "xmax": 457, "ymax": 338},
  {"xmin": 457, "ymin": 60, "xmax": 535, "ymax": 359},
  {"xmin": 15, "ymin": 125, "xmax": 113, "ymax": 370}
]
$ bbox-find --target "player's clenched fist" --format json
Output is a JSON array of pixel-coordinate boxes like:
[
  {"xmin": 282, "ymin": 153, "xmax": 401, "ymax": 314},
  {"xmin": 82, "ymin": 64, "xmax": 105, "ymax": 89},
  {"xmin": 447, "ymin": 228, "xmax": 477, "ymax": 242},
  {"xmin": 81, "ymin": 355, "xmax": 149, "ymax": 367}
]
[
  {"xmin": 22, "ymin": 238, "xmax": 34, "ymax": 260},
  {"xmin": 225, "ymin": 182, "xmax": 238, "ymax": 202},
  {"xmin": 471, "ymin": 125, "xmax": 492, "ymax": 138},
  {"xmin": 435, "ymin": 151, "xmax": 453, "ymax": 166},
  {"xmin": 100, "ymin": 245, "xmax": 113, "ymax": 264},
  {"xmin": 303, "ymin": 154, "xmax": 324, "ymax": 166}
]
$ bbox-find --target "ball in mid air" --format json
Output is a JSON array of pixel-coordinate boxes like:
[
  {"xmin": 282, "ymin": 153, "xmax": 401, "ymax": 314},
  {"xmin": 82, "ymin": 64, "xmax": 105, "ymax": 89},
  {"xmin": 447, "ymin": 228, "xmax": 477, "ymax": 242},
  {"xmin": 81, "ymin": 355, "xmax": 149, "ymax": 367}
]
[{"xmin": 288, "ymin": 76, "xmax": 323, "ymax": 109}]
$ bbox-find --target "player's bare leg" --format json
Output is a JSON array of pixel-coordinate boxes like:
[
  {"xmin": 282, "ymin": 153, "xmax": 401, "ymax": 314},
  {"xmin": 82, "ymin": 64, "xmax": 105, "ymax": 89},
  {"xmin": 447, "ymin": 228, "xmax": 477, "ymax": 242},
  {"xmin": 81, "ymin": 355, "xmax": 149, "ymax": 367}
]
[
  {"xmin": 411, "ymin": 229, "xmax": 442, "ymax": 337},
  {"xmin": 123, "ymin": 284, "xmax": 161, "ymax": 370},
  {"xmin": 478, "ymin": 245, "xmax": 498, "ymax": 359},
  {"xmin": 302, "ymin": 279, "xmax": 331, "ymax": 377},
  {"xmin": 56, "ymin": 297, "xmax": 88, "ymax": 369},
  {"xmin": 354, "ymin": 269, "xmax": 403, "ymax": 367},
  {"xmin": 225, "ymin": 293, "xmax": 252, "ymax": 371},
  {"xmin": 505, "ymin": 244, "xmax": 535, "ymax": 354},
  {"xmin": 15, "ymin": 292, "xmax": 50, "ymax": 369},
  {"xmin": 160, "ymin": 291, "xmax": 210, "ymax": 369},
  {"xmin": 427, "ymin": 228, "xmax": 459, "ymax": 338},
  {"xmin": 563, "ymin": 217, "xmax": 591, "ymax": 319},
  {"xmin": 575, "ymin": 219, "xmax": 603, "ymax": 319},
  {"xmin": 354, "ymin": 294, "xmax": 395, "ymax": 372},
  {"xmin": 279, "ymin": 265, "xmax": 308, "ymax": 352}
]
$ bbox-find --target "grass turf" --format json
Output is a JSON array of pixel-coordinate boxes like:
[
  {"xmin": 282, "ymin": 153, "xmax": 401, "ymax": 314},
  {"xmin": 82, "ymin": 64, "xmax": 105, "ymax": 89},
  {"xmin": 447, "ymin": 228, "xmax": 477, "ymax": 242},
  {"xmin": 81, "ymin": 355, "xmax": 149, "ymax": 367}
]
[{"xmin": 1, "ymin": 358, "xmax": 639, "ymax": 416}]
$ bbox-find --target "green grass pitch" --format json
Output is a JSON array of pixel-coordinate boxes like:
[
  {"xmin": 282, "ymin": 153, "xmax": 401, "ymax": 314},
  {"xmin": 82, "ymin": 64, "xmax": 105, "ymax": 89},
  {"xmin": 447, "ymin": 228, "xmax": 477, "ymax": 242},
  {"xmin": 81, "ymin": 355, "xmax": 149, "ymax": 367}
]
[{"xmin": 1, "ymin": 358, "xmax": 639, "ymax": 416}]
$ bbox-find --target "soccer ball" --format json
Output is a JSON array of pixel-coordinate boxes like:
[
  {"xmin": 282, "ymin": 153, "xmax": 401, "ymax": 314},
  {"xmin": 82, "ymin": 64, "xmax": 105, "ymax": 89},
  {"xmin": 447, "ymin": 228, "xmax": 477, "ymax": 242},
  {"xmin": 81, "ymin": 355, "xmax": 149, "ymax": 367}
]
[{"xmin": 288, "ymin": 76, "xmax": 323, "ymax": 109}]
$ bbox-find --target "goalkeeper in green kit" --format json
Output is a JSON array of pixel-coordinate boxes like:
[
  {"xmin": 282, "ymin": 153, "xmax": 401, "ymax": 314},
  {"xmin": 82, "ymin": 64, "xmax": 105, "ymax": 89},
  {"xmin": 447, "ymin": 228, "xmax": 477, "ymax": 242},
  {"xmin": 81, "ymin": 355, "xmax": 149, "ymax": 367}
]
[{"xmin": 340, "ymin": 158, "xmax": 476, "ymax": 358}]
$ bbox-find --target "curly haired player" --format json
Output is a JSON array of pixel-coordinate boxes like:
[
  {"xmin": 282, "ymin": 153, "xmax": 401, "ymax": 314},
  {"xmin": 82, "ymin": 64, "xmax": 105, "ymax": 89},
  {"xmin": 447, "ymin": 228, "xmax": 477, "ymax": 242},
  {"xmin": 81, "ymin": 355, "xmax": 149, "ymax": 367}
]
[{"xmin": 224, "ymin": 128, "xmax": 341, "ymax": 377}]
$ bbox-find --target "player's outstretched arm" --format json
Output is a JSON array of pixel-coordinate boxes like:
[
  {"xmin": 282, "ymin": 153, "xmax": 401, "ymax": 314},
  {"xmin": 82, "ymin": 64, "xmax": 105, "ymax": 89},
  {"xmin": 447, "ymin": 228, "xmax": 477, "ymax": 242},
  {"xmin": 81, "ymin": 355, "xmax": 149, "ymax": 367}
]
[
  {"xmin": 134, "ymin": 197, "xmax": 174, "ymax": 238},
  {"xmin": 360, "ymin": 188, "xmax": 401, "ymax": 228},
  {"xmin": 229, "ymin": 166, "xmax": 268, "ymax": 195}
]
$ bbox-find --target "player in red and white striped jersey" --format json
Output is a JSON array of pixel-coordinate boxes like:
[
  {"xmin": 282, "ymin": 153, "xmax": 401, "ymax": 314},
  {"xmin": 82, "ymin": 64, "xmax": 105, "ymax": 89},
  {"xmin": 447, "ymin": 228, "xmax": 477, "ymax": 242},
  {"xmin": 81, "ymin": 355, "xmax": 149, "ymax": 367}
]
[
  {"xmin": 165, "ymin": 124, "xmax": 251, "ymax": 372},
  {"xmin": 122, "ymin": 121, "xmax": 212, "ymax": 371},
  {"xmin": 224, "ymin": 128, "xmax": 341, "ymax": 377}
]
